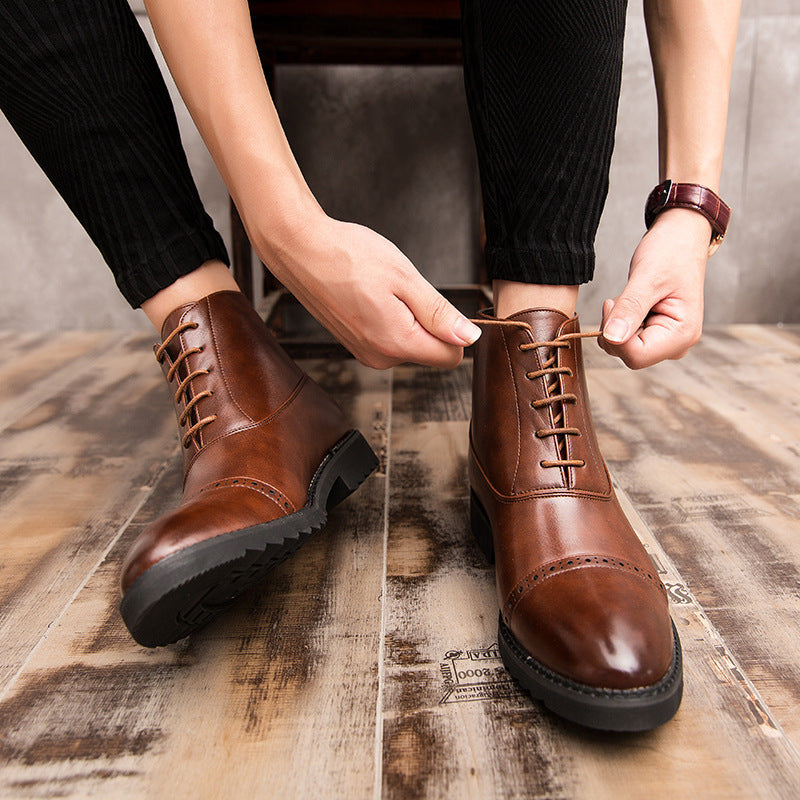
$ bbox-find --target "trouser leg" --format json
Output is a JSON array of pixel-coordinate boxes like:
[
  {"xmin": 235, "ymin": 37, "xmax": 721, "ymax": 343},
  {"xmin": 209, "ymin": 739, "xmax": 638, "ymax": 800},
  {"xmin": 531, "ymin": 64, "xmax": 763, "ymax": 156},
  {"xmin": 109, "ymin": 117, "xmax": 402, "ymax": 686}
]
[
  {"xmin": 460, "ymin": 0, "xmax": 628, "ymax": 285},
  {"xmin": 0, "ymin": 0, "xmax": 228, "ymax": 308}
]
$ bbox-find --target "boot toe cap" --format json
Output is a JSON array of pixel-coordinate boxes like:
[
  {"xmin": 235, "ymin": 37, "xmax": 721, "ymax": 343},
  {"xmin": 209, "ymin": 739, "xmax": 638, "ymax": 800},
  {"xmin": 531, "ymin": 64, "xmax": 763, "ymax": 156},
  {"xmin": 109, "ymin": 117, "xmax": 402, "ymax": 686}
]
[
  {"xmin": 509, "ymin": 567, "xmax": 674, "ymax": 691},
  {"xmin": 120, "ymin": 487, "xmax": 287, "ymax": 594}
]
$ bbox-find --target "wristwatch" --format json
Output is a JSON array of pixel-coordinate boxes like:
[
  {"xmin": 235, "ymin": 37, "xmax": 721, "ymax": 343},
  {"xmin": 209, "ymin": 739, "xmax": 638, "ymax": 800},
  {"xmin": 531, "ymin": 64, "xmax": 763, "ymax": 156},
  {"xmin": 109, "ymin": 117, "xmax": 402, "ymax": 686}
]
[{"xmin": 645, "ymin": 180, "xmax": 731, "ymax": 256}]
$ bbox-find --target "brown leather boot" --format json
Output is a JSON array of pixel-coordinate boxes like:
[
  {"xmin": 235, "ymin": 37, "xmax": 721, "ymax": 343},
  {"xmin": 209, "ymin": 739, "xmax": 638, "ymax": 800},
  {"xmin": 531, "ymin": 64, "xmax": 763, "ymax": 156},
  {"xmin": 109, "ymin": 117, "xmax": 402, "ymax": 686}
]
[
  {"xmin": 470, "ymin": 308, "xmax": 682, "ymax": 730},
  {"xmin": 120, "ymin": 291, "xmax": 378, "ymax": 647}
]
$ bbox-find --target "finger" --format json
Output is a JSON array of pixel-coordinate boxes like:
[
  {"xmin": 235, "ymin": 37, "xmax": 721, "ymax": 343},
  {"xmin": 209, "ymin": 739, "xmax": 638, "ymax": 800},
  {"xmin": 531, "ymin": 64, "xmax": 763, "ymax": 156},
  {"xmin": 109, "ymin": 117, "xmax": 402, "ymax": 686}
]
[
  {"xmin": 601, "ymin": 298, "xmax": 614, "ymax": 325},
  {"xmin": 400, "ymin": 274, "xmax": 481, "ymax": 347},
  {"xmin": 403, "ymin": 321, "xmax": 465, "ymax": 369},
  {"xmin": 601, "ymin": 285, "xmax": 654, "ymax": 346},
  {"xmin": 602, "ymin": 320, "xmax": 688, "ymax": 370},
  {"xmin": 342, "ymin": 319, "xmax": 464, "ymax": 370},
  {"xmin": 599, "ymin": 298, "xmax": 615, "ymax": 339},
  {"xmin": 363, "ymin": 297, "xmax": 465, "ymax": 368},
  {"xmin": 597, "ymin": 298, "xmax": 617, "ymax": 356},
  {"xmin": 335, "ymin": 294, "xmax": 466, "ymax": 369}
]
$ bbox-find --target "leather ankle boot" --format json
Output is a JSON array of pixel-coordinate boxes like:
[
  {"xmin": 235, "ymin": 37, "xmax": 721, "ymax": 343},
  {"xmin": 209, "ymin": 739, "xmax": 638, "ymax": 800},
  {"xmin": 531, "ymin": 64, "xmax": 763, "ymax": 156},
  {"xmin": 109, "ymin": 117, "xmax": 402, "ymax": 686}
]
[
  {"xmin": 469, "ymin": 308, "xmax": 682, "ymax": 730},
  {"xmin": 120, "ymin": 291, "xmax": 378, "ymax": 647}
]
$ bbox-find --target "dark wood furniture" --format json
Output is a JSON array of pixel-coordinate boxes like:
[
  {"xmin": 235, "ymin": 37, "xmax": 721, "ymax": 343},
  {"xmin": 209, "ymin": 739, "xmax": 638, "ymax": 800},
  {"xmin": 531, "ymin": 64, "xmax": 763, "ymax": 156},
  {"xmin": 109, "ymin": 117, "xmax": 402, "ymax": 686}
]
[{"xmin": 232, "ymin": 1, "xmax": 463, "ymax": 302}]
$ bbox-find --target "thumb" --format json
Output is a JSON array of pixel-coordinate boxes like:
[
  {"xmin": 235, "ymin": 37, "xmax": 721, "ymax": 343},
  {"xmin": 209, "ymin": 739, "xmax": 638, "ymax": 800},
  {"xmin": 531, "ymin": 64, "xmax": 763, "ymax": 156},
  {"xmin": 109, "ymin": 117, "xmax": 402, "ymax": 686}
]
[
  {"xmin": 402, "ymin": 275, "xmax": 481, "ymax": 346},
  {"xmin": 601, "ymin": 298, "xmax": 614, "ymax": 329},
  {"xmin": 601, "ymin": 288, "xmax": 651, "ymax": 345}
]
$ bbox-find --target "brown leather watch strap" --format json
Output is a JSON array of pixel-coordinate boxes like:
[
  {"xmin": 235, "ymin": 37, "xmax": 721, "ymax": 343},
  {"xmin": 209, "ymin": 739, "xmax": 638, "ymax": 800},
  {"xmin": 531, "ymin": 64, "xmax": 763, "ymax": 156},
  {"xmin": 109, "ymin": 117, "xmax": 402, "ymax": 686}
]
[{"xmin": 645, "ymin": 180, "xmax": 731, "ymax": 250}]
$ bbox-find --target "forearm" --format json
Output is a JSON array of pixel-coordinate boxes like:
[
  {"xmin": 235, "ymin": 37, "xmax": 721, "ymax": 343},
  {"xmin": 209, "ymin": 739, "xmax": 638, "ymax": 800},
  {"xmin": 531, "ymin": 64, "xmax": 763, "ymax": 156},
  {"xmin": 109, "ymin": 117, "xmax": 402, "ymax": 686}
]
[
  {"xmin": 142, "ymin": 0, "xmax": 321, "ymax": 247},
  {"xmin": 144, "ymin": 1, "xmax": 477, "ymax": 368},
  {"xmin": 600, "ymin": 1, "xmax": 742, "ymax": 369},
  {"xmin": 644, "ymin": 0, "xmax": 741, "ymax": 191}
]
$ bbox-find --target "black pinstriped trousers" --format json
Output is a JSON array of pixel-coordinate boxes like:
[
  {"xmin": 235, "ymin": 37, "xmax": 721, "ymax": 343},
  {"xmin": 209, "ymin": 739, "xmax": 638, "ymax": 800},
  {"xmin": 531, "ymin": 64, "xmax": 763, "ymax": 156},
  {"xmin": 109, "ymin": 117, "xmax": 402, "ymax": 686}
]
[
  {"xmin": 0, "ymin": 0, "xmax": 228, "ymax": 307},
  {"xmin": 0, "ymin": 0, "xmax": 626, "ymax": 308},
  {"xmin": 460, "ymin": 0, "xmax": 627, "ymax": 286}
]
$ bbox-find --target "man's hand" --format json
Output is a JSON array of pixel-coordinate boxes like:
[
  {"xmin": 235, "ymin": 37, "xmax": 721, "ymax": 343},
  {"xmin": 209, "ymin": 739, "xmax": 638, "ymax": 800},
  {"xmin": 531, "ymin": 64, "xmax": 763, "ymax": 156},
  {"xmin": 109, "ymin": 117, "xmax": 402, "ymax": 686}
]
[
  {"xmin": 603, "ymin": 0, "xmax": 741, "ymax": 371},
  {"xmin": 599, "ymin": 208, "xmax": 712, "ymax": 369},
  {"xmin": 260, "ymin": 213, "xmax": 481, "ymax": 370}
]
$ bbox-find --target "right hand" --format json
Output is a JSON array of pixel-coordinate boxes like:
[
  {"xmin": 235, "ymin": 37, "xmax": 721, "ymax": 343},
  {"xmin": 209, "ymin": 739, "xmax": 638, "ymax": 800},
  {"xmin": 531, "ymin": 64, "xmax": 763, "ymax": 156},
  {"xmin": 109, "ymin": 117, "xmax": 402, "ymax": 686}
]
[{"xmin": 257, "ymin": 214, "xmax": 481, "ymax": 369}]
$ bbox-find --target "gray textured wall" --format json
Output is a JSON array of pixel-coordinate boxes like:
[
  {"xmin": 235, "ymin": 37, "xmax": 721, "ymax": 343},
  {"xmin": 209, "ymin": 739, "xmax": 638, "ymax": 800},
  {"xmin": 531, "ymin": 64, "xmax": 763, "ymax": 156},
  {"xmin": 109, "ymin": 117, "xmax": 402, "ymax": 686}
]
[{"xmin": 0, "ymin": 0, "xmax": 797, "ymax": 330}]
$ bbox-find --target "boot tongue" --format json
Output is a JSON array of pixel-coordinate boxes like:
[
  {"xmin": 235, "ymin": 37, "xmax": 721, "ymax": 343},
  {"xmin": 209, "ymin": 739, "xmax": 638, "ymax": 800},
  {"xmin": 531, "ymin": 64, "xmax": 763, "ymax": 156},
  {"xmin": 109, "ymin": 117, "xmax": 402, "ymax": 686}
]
[{"xmin": 504, "ymin": 308, "xmax": 573, "ymax": 342}]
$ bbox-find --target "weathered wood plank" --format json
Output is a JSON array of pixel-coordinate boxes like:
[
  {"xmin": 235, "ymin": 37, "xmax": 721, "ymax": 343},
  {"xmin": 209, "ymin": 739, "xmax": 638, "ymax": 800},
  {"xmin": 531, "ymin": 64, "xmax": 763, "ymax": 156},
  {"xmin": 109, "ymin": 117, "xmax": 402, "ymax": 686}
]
[
  {"xmin": 584, "ymin": 324, "xmax": 800, "ymax": 752},
  {"xmin": 0, "ymin": 359, "xmax": 389, "ymax": 800},
  {"xmin": 381, "ymin": 360, "xmax": 800, "ymax": 800},
  {"xmin": 3, "ymin": 324, "xmax": 800, "ymax": 798},
  {"xmin": 0, "ymin": 331, "xmax": 118, "ymax": 432},
  {"xmin": 0, "ymin": 333, "xmax": 175, "ymax": 693}
]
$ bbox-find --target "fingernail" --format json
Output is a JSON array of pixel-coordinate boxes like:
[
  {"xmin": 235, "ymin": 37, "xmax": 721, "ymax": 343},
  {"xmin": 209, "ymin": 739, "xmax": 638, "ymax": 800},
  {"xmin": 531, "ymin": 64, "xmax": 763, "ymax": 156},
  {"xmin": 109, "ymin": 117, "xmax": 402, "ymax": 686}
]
[
  {"xmin": 603, "ymin": 318, "xmax": 629, "ymax": 343},
  {"xmin": 454, "ymin": 316, "xmax": 482, "ymax": 345}
]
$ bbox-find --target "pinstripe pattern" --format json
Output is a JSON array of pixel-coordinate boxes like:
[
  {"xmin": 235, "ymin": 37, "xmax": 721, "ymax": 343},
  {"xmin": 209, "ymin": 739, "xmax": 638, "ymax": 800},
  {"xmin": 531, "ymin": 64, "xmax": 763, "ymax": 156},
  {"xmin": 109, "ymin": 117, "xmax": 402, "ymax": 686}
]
[
  {"xmin": 0, "ymin": 0, "xmax": 228, "ymax": 307},
  {"xmin": 461, "ymin": 0, "xmax": 628, "ymax": 286},
  {"xmin": 1, "ymin": 0, "xmax": 625, "ymax": 306}
]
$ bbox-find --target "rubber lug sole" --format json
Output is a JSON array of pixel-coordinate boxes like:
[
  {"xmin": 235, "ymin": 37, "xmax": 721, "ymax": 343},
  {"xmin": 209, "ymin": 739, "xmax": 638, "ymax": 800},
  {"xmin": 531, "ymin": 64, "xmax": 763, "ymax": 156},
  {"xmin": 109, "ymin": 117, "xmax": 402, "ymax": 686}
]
[
  {"xmin": 121, "ymin": 429, "xmax": 379, "ymax": 647},
  {"xmin": 471, "ymin": 489, "xmax": 684, "ymax": 731}
]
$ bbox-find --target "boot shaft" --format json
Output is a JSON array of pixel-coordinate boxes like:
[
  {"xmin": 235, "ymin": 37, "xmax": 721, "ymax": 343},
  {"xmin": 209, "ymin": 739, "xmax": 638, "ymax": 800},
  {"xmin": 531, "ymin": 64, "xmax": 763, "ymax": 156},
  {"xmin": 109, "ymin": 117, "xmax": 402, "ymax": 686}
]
[
  {"xmin": 471, "ymin": 308, "xmax": 610, "ymax": 497},
  {"xmin": 155, "ymin": 291, "xmax": 341, "ymax": 481}
]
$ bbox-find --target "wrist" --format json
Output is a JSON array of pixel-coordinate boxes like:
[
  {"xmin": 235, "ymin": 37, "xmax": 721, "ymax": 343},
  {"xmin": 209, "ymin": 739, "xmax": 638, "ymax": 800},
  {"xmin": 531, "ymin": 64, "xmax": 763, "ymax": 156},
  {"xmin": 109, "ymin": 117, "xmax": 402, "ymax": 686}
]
[
  {"xmin": 236, "ymin": 167, "xmax": 325, "ymax": 261},
  {"xmin": 645, "ymin": 208, "xmax": 714, "ymax": 270},
  {"xmin": 645, "ymin": 180, "xmax": 730, "ymax": 255},
  {"xmin": 650, "ymin": 207, "xmax": 712, "ymax": 241}
]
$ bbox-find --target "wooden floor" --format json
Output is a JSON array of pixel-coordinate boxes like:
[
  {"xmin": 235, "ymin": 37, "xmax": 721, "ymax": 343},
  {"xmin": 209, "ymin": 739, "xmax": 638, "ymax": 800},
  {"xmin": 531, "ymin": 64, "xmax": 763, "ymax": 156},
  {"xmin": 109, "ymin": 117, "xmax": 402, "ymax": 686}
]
[{"xmin": 1, "ymin": 324, "xmax": 800, "ymax": 799}]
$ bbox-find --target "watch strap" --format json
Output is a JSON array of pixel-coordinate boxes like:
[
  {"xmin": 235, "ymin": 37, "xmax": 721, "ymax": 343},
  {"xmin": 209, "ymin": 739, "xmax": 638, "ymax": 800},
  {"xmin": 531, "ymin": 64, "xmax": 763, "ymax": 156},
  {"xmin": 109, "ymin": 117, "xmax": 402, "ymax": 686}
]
[{"xmin": 645, "ymin": 180, "xmax": 731, "ymax": 246}]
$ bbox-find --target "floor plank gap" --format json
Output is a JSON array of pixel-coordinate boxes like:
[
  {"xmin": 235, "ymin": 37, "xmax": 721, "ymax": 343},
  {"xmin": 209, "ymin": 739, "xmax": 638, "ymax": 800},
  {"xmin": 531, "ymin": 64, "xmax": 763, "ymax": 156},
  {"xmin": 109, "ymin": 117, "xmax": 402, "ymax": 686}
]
[{"xmin": 373, "ymin": 369, "xmax": 394, "ymax": 800}]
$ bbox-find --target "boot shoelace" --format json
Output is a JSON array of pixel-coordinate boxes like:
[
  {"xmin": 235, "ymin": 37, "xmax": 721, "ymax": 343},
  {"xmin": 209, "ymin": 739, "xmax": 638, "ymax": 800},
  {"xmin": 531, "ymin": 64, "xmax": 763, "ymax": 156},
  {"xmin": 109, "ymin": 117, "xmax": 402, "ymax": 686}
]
[
  {"xmin": 470, "ymin": 319, "xmax": 601, "ymax": 469},
  {"xmin": 155, "ymin": 320, "xmax": 218, "ymax": 448}
]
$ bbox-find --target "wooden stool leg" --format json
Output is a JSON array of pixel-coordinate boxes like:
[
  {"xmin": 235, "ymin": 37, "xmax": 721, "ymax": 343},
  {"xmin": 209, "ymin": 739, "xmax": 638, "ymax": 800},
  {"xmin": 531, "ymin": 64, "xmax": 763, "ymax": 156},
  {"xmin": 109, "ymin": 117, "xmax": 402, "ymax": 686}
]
[
  {"xmin": 262, "ymin": 60, "xmax": 283, "ymax": 296},
  {"xmin": 230, "ymin": 196, "xmax": 253, "ymax": 302}
]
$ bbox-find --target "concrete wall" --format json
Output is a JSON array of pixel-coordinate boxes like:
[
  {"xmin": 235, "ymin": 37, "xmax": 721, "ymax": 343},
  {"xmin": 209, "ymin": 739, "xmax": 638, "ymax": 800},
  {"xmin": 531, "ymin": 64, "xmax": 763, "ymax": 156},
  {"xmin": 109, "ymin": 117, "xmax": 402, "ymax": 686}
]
[{"xmin": 0, "ymin": 0, "xmax": 797, "ymax": 330}]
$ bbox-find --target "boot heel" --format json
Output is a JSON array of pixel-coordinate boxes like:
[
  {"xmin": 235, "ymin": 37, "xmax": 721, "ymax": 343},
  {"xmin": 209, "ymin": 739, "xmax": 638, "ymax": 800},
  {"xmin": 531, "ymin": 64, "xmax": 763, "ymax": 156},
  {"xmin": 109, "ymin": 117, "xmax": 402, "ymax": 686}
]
[
  {"xmin": 325, "ymin": 430, "xmax": 380, "ymax": 510},
  {"xmin": 470, "ymin": 490, "xmax": 495, "ymax": 565}
]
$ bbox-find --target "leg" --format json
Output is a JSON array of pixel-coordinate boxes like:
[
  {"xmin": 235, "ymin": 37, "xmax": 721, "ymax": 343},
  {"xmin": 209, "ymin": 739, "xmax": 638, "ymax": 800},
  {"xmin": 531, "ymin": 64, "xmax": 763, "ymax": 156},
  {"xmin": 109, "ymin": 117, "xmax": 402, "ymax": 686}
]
[
  {"xmin": 0, "ymin": 0, "xmax": 378, "ymax": 645},
  {"xmin": 461, "ymin": 0, "xmax": 628, "ymax": 317},
  {"xmin": 461, "ymin": 0, "xmax": 683, "ymax": 730},
  {"xmin": 0, "ymin": 0, "xmax": 231, "ymax": 324}
]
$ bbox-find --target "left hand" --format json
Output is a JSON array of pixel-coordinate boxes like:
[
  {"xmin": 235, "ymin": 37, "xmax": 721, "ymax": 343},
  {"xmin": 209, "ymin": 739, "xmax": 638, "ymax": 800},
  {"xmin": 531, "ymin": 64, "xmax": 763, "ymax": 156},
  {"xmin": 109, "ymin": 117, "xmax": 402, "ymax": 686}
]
[{"xmin": 599, "ymin": 208, "xmax": 713, "ymax": 369}]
